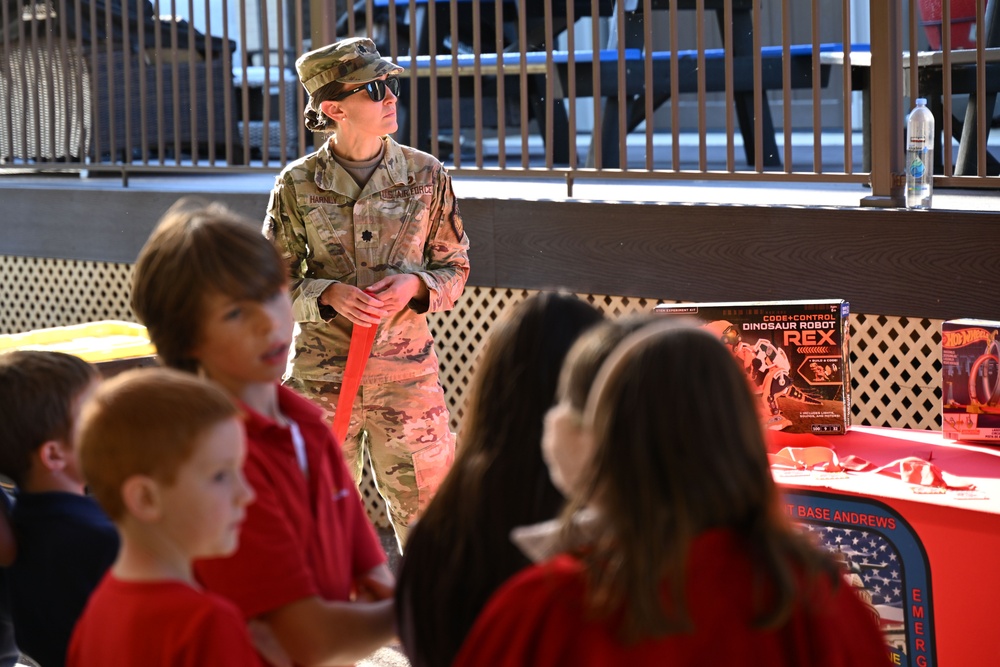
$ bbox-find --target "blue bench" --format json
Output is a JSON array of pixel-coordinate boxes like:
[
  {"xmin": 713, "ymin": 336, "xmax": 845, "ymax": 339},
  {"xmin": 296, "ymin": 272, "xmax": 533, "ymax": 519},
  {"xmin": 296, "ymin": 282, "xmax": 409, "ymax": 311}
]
[
  {"xmin": 394, "ymin": 51, "xmax": 553, "ymax": 76},
  {"xmin": 557, "ymin": 43, "xmax": 845, "ymax": 95}
]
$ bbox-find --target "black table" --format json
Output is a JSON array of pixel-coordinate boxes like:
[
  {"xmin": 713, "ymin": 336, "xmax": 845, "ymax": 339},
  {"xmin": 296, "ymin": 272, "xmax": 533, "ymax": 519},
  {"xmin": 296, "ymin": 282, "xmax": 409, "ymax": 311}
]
[
  {"xmin": 593, "ymin": 0, "xmax": 782, "ymax": 168},
  {"xmin": 373, "ymin": 0, "xmax": 614, "ymax": 162}
]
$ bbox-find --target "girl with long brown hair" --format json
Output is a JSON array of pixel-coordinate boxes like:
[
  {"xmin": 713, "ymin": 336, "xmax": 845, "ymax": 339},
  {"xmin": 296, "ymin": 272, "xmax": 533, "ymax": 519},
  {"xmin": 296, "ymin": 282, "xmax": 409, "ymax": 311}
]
[{"xmin": 456, "ymin": 321, "xmax": 889, "ymax": 666}]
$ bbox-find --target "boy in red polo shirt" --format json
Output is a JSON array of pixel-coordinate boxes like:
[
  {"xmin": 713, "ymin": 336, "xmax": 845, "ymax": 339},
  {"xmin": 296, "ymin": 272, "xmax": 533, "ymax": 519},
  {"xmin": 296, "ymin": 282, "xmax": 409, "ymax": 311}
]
[
  {"xmin": 69, "ymin": 369, "xmax": 262, "ymax": 667},
  {"xmin": 130, "ymin": 198, "xmax": 394, "ymax": 666}
]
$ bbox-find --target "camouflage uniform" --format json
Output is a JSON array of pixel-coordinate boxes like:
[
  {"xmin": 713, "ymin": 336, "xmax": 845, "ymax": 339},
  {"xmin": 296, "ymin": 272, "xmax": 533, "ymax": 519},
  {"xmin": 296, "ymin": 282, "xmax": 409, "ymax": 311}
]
[{"xmin": 264, "ymin": 135, "xmax": 470, "ymax": 547}]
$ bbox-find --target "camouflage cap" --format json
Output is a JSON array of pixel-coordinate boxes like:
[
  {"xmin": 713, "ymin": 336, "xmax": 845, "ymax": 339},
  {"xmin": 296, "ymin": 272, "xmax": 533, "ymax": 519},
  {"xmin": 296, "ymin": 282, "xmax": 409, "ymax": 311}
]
[{"xmin": 295, "ymin": 37, "xmax": 404, "ymax": 94}]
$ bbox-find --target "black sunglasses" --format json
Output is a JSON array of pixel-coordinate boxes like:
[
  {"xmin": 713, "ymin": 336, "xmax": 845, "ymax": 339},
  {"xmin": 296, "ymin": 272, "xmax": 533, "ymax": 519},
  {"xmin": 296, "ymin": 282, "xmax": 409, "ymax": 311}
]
[{"xmin": 333, "ymin": 76, "xmax": 400, "ymax": 102}]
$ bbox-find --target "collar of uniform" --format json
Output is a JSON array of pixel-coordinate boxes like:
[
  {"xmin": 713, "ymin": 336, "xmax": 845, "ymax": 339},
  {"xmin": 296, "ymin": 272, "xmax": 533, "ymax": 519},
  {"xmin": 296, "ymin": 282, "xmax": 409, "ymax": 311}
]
[
  {"xmin": 314, "ymin": 140, "xmax": 362, "ymax": 197},
  {"xmin": 314, "ymin": 136, "xmax": 406, "ymax": 198},
  {"xmin": 373, "ymin": 136, "xmax": 407, "ymax": 188}
]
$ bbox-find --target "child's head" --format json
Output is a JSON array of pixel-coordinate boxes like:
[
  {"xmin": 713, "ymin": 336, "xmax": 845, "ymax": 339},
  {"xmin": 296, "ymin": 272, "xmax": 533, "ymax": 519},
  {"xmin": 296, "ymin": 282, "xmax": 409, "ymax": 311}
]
[
  {"xmin": 397, "ymin": 291, "xmax": 603, "ymax": 666},
  {"xmin": 571, "ymin": 320, "xmax": 788, "ymax": 637},
  {"xmin": 78, "ymin": 368, "xmax": 254, "ymax": 559},
  {"xmin": 131, "ymin": 197, "xmax": 288, "ymax": 373},
  {"xmin": 459, "ymin": 291, "xmax": 604, "ymax": 465},
  {"xmin": 418, "ymin": 290, "xmax": 603, "ymax": 527},
  {"xmin": 541, "ymin": 316, "xmax": 652, "ymax": 497},
  {"xmin": 0, "ymin": 350, "xmax": 100, "ymax": 490},
  {"xmin": 583, "ymin": 320, "xmax": 772, "ymax": 532}
]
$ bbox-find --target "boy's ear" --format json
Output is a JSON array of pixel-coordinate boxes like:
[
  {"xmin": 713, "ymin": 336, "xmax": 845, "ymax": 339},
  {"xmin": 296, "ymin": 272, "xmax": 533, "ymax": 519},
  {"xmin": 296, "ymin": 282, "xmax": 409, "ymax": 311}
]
[
  {"xmin": 121, "ymin": 475, "xmax": 162, "ymax": 522},
  {"xmin": 36, "ymin": 440, "xmax": 70, "ymax": 472}
]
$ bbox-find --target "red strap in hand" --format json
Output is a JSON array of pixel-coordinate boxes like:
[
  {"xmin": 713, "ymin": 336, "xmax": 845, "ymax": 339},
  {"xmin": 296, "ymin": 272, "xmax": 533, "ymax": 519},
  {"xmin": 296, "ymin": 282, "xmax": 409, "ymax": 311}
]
[{"xmin": 332, "ymin": 321, "xmax": 378, "ymax": 443}]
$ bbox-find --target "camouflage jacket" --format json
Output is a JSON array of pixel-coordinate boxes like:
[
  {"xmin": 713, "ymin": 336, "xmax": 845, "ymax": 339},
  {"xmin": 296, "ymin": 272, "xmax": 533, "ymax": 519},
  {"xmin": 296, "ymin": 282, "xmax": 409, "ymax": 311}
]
[{"xmin": 263, "ymin": 137, "xmax": 470, "ymax": 384}]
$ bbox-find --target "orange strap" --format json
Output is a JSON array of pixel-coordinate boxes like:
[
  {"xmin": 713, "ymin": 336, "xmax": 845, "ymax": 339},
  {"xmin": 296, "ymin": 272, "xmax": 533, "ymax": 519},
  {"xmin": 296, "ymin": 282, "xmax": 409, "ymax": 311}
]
[{"xmin": 331, "ymin": 321, "xmax": 378, "ymax": 443}]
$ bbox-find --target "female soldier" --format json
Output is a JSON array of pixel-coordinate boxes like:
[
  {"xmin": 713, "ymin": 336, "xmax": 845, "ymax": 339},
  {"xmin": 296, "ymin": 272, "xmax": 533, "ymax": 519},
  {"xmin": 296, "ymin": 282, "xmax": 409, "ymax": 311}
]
[{"xmin": 264, "ymin": 37, "xmax": 470, "ymax": 550}]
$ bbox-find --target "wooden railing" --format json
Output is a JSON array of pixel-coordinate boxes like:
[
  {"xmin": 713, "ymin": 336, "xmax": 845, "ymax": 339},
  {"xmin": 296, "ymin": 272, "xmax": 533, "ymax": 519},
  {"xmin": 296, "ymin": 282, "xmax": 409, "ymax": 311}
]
[{"xmin": 0, "ymin": 0, "xmax": 996, "ymax": 198}]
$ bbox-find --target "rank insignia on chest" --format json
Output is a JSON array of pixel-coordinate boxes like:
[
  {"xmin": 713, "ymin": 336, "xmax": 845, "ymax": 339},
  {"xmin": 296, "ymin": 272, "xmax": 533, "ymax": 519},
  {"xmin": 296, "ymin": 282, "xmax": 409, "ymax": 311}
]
[{"xmin": 361, "ymin": 230, "xmax": 374, "ymax": 242}]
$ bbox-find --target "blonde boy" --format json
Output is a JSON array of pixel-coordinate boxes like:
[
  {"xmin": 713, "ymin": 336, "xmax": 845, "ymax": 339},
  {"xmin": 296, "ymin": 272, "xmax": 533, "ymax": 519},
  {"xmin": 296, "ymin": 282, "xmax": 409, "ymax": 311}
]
[{"xmin": 68, "ymin": 368, "xmax": 262, "ymax": 667}]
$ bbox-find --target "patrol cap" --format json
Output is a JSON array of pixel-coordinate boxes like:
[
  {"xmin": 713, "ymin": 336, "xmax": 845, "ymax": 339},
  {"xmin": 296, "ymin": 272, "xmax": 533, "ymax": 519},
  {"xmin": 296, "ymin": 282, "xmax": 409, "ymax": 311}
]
[{"xmin": 295, "ymin": 37, "xmax": 404, "ymax": 95}]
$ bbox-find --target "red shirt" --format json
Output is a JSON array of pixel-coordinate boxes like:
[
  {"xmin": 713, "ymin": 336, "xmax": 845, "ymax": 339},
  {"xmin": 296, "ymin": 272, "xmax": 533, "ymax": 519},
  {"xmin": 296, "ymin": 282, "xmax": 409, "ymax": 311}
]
[
  {"xmin": 195, "ymin": 385, "xmax": 386, "ymax": 619},
  {"xmin": 455, "ymin": 529, "xmax": 892, "ymax": 667},
  {"xmin": 68, "ymin": 574, "xmax": 263, "ymax": 667}
]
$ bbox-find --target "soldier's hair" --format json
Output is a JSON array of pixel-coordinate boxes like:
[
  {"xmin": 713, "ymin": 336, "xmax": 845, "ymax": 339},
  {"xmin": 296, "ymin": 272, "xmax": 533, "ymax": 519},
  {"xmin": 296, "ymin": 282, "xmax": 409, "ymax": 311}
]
[
  {"xmin": 304, "ymin": 80, "xmax": 351, "ymax": 133},
  {"xmin": 78, "ymin": 367, "xmax": 239, "ymax": 521},
  {"xmin": 0, "ymin": 350, "xmax": 99, "ymax": 488},
  {"xmin": 566, "ymin": 321, "xmax": 842, "ymax": 641},
  {"xmin": 131, "ymin": 197, "xmax": 286, "ymax": 373},
  {"xmin": 396, "ymin": 291, "xmax": 604, "ymax": 667}
]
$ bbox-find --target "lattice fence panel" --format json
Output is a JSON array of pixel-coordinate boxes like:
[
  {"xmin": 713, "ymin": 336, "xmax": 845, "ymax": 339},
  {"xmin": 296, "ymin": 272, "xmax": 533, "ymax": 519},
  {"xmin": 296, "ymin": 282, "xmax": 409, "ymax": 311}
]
[
  {"xmin": 0, "ymin": 256, "xmax": 135, "ymax": 334},
  {"xmin": 429, "ymin": 288, "xmax": 667, "ymax": 434},
  {"xmin": 431, "ymin": 289, "xmax": 946, "ymax": 433},
  {"xmin": 0, "ymin": 256, "xmax": 948, "ymax": 527},
  {"xmin": 429, "ymin": 287, "xmax": 531, "ymax": 430},
  {"xmin": 583, "ymin": 293, "xmax": 664, "ymax": 318},
  {"xmin": 1, "ymin": 258, "xmax": 948, "ymax": 434},
  {"xmin": 849, "ymin": 314, "xmax": 943, "ymax": 431}
]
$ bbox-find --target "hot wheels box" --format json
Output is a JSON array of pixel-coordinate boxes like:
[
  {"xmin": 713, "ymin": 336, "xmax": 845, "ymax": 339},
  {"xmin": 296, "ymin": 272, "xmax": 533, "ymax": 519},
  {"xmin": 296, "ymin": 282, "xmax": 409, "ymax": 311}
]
[
  {"xmin": 654, "ymin": 300, "xmax": 851, "ymax": 434},
  {"xmin": 941, "ymin": 318, "xmax": 1000, "ymax": 441}
]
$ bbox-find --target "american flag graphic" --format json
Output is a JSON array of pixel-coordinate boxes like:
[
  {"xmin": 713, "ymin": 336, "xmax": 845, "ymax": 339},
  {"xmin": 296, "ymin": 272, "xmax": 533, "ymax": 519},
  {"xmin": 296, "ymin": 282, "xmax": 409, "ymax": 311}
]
[
  {"xmin": 796, "ymin": 522, "xmax": 905, "ymax": 620},
  {"xmin": 783, "ymin": 492, "xmax": 927, "ymax": 665}
]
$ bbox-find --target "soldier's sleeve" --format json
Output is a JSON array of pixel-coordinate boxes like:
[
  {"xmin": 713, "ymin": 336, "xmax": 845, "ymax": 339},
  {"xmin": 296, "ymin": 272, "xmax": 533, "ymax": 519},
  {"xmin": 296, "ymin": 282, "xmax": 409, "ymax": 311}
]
[
  {"xmin": 410, "ymin": 167, "xmax": 470, "ymax": 314},
  {"xmin": 263, "ymin": 173, "xmax": 338, "ymax": 323}
]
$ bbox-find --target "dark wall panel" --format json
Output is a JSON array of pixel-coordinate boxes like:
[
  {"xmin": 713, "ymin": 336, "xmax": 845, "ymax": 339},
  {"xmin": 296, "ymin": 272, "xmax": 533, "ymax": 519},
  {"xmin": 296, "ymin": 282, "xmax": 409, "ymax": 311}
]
[
  {"xmin": 4, "ymin": 189, "xmax": 269, "ymax": 264},
  {"xmin": 461, "ymin": 198, "xmax": 1000, "ymax": 321},
  {"xmin": 5, "ymin": 186, "xmax": 1000, "ymax": 320}
]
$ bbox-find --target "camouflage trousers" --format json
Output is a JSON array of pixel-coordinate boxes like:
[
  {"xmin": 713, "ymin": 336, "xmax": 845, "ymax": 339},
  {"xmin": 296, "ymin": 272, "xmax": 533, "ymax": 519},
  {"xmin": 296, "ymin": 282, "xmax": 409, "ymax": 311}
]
[{"xmin": 284, "ymin": 373, "xmax": 455, "ymax": 550}]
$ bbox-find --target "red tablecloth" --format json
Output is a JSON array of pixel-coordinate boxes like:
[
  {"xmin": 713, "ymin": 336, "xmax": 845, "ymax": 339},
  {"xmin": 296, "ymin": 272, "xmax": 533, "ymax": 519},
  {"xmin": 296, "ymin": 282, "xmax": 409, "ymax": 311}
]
[{"xmin": 773, "ymin": 426, "xmax": 1000, "ymax": 666}]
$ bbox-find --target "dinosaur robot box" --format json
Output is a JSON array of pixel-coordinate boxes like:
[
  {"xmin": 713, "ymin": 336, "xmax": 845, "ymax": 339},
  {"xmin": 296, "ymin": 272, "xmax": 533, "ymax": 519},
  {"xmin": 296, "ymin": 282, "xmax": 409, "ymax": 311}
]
[
  {"xmin": 653, "ymin": 300, "xmax": 851, "ymax": 434},
  {"xmin": 941, "ymin": 318, "xmax": 1000, "ymax": 441}
]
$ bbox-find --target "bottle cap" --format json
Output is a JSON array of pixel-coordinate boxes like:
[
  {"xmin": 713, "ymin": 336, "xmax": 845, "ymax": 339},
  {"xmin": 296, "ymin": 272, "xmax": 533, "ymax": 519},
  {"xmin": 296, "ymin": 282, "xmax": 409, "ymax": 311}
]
[{"xmin": 916, "ymin": 98, "xmax": 927, "ymax": 105}]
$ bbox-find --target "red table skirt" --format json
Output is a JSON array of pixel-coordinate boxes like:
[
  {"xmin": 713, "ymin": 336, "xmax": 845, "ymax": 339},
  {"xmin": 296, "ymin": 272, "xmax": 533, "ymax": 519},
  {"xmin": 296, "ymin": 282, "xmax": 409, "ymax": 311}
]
[{"xmin": 773, "ymin": 426, "xmax": 1000, "ymax": 666}]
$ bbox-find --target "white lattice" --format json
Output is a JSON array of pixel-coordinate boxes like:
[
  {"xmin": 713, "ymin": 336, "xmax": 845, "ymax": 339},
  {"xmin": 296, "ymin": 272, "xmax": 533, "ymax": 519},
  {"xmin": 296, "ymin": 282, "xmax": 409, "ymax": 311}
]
[
  {"xmin": 0, "ymin": 258, "xmax": 948, "ymax": 433},
  {"xmin": 0, "ymin": 255, "xmax": 948, "ymax": 528},
  {"xmin": 0, "ymin": 256, "xmax": 135, "ymax": 333},
  {"xmin": 849, "ymin": 314, "xmax": 942, "ymax": 431},
  {"xmin": 429, "ymin": 287, "xmax": 531, "ymax": 429},
  {"xmin": 583, "ymin": 293, "xmax": 664, "ymax": 318},
  {"xmin": 428, "ymin": 288, "xmax": 667, "ymax": 433}
]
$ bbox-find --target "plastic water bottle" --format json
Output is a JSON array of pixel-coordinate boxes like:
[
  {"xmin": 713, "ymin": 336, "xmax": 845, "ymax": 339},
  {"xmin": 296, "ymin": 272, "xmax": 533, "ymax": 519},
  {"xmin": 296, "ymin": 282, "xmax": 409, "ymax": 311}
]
[{"xmin": 905, "ymin": 98, "xmax": 934, "ymax": 209}]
